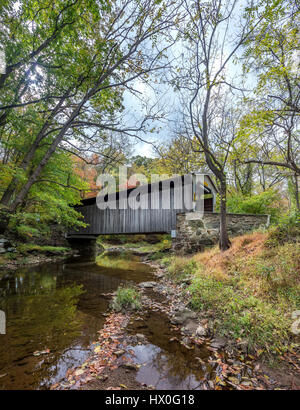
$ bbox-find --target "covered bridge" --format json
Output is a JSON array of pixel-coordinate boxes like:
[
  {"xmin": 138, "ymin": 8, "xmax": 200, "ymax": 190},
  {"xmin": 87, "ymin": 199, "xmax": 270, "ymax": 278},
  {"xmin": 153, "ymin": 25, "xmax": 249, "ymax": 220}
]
[{"xmin": 67, "ymin": 174, "xmax": 218, "ymax": 237}]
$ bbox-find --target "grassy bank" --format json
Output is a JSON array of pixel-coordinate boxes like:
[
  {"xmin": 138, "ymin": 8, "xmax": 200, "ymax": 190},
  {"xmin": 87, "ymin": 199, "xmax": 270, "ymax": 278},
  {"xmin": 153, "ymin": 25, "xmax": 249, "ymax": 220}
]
[
  {"xmin": 97, "ymin": 233, "xmax": 171, "ymax": 259},
  {"xmin": 16, "ymin": 243, "xmax": 71, "ymax": 255},
  {"xmin": 0, "ymin": 243, "xmax": 73, "ymax": 270},
  {"xmin": 162, "ymin": 231, "xmax": 300, "ymax": 356},
  {"xmin": 96, "ymin": 251, "xmax": 151, "ymax": 273}
]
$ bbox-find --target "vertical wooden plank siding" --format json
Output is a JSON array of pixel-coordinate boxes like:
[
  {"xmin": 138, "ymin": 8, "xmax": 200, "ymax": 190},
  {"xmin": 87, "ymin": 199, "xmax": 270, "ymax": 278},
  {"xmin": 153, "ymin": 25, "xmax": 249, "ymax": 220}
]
[{"xmin": 68, "ymin": 182, "xmax": 213, "ymax": 235}]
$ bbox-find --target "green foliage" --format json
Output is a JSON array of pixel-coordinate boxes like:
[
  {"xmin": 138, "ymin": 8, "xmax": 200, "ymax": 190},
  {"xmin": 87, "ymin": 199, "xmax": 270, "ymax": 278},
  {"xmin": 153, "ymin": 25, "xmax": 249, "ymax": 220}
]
[
  {"xmin": 287, "ymin": 177, "xmax": 300, "ymax": 212},
  {"xmin": 111, "ymin": 286, "xmax": 142, "ymax": 312},
  {"xmin": 5, "ymin": 151, "xmax": 87, "ymax": 239},
  {"xmin": 97, "ymin": 234, "xmax": 124, "ymax": 245},
  {"xmin": 237, "ymin": 0, "xmax": 299, "ymax": 189},
  {"xmin": 0, "ymin": 0, "xmax": 124, "ymax": 229},
  {"xmin": 14, "ymin": 223, "xmax": 43, "ymax": 240},
  {"xmin": 165, "ymin": 234, "xmax": 299, "ymax": 355},
  {"xmin": 129, "ymin": 155, "xmax": 159, "ymax": 179},
  {"xmin": 0, "ymin": 0, "xmax": 177, "ymax": 232},
  {"xmin": 96, "ymin": 251, "xmax": 151, "ymax": 274},
  {"xmin": 148, "ymin": 250, "xmax": 167, "ymax": 261},
  {"xmin": 97, "ymin": 234, "xmax": 171, "ymax": 254},
  {"xmin": 167, "ymin": 258, "xmax": 198, "ymax": 282},
  {"xmin": 266, "ymin": 211, "xmax": 300, "ymax": 246},
  {"xmin": 160, "ymin": 256, "xmax": 172, "ymax": 267},
  {"xmin": 17, "ymin": 243, "xmax": 70, "ymax": 255},
  {"xmin": 188, "ymin": 276, "xmax": 292, "ymax": 354},
  {"xmin": 157, "ymin": 135, "xmax": 205, "ymax": 175},
  {"xmin": 227, "ymin": 190, "xmax": 281, "ymax": 221}
]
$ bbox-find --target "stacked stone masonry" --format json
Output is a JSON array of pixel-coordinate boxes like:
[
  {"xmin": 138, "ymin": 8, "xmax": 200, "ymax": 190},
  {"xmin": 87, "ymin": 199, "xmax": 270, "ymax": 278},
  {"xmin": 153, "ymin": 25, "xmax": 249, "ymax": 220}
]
[{"xmin": 172, "ymin": 212, "xmax": 269, "ymax": 255}]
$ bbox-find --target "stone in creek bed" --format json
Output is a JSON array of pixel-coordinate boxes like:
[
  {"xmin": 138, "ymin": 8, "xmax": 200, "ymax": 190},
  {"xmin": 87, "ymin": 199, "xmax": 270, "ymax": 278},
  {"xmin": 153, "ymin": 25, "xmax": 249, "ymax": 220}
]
[
  {"xmin": 210, "ymin": 337, "xmax": 227, "ymax": 349},
  {"xmin": 0, "ymin": 238, "xmax": 13, "ymax": 248},
  {"xmin": 139, "ymin": 281, "xmax": 157, "ymax": 288},
  {"xmin": 114, "ymin": 350, "xmax": 125, "ymax": 357},
  {"xmin": 171, "ymin": 309, "xmax": 197, "ymax": 325},
  {"xmin": 135, "ymin": 333, "xmax": 147, "ymax": 342},
  {"xmin": 182, "ymin": 319, "xmax": 198, "ymax": 335},
  {"xmin": 182, "ymin": 337, "xmax": 191, "ymax": 345},
  {"xmin": 182, "ymin": 321, "xmax": 208, "ymax": 337},
  {"xmin": 97, "ymin": 374, "xmax": 108, "ymax": 381},
  {"xmin": 120, "ymin": 363, "xmax": 139, "ymax": 371},
  {"xmin": 196, "ymin": 325, "xmax": 207, "ymax": 337}
]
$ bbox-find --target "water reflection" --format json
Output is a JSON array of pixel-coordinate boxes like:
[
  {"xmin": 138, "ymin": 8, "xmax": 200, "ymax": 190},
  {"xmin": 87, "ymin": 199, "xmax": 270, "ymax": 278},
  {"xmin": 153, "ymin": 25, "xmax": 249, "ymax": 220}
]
[
  {"xmin": 0, "ymin": 252, "xmax": 213, "ymax": 391},
  {"xmin": 0, "ymin": 255, "xmax": 155, "ymax": 389},
  {"xmin": 126, "ymin": 311, "xmax": 212, "ymax": 390}
]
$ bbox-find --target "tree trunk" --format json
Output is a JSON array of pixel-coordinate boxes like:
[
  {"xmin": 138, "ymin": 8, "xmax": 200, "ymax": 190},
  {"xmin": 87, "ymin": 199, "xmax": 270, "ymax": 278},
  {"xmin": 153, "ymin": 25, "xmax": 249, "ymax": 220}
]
[
  {"xmin": 294, "ymin": 173, "xmax": 300, "ymax": 211},
  {"xmin": 219, "ymin": 179, "xmax": 231, "ymax": 251},
  {"xmin": 0, "ymin": 137, "xmax": 48, "ymax": 233},
  {"xmin": 6, "ymin": 93, "xmax": 89, "ymax": 213},
  {"xmin": 0, "ymin": 95, "xmax": 69, "ymax": 209},
  {"xmin": 0, "ymin": 208, "xmax": 11, "ymax": 234}
]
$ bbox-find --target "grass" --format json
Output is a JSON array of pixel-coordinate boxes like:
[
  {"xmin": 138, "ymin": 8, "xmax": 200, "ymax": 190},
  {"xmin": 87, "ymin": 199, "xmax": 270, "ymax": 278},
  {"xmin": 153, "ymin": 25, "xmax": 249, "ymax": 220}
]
[
  {"xmin": 97, "ymin": 234, "xmax": 171, "ymax": 253},
  {"xmin": 111, "ymin": 286, "xmax": 142, "ymax": 312},
  {"xmin": 164, "ymin": 231, "xmax": 300, "ymax": 355},
  {"xmin": 167, "ymin": 257, "xmax": 198, "ymax": 282},
  {"xmin": 147, "ymin": 250, "xmax": 169, "ymax": 261},
  {"xmin": 96, "ymin": 251, "xmax": 150, "ymax": 273},
  {"xmin": 17, "ymin": 243, "xmax": 71, "ymax": 255}
]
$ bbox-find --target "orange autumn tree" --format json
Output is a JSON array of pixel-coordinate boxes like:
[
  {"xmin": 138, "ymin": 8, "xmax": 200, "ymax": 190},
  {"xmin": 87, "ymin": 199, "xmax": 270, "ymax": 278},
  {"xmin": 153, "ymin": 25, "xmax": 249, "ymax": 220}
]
[{"xmin": 72, "ymin": 155, "xmax": 100, "ymax": 199}]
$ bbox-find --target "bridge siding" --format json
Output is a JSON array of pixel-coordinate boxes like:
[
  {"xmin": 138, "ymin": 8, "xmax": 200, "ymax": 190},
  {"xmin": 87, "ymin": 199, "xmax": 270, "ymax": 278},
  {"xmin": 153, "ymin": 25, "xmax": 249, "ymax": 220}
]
[
  {"xmin": 69, "ymin": 206, "xmax": 179, "ymax": 235},
  {"xmin": 68, "ymin": 182, "xmax": 213, "ymax": 236}
]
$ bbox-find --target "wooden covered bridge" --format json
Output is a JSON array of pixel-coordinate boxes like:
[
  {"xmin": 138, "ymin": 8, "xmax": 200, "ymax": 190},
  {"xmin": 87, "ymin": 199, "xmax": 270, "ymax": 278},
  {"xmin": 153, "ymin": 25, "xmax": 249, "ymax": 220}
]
[{"xmin": 67, "ymin": 174, "xmax": 217, "ymax": 238}]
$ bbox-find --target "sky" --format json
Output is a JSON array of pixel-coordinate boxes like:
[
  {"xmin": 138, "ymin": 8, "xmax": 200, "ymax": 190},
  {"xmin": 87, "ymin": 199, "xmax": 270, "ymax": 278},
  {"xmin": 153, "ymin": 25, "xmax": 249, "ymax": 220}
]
[
  {"xmin": 122, "ymin": 77, "xmax": 178, "ymax": 158},
  {"xmin": 120, "ymin": 0, "xmax": 251, "ymax": 159}
]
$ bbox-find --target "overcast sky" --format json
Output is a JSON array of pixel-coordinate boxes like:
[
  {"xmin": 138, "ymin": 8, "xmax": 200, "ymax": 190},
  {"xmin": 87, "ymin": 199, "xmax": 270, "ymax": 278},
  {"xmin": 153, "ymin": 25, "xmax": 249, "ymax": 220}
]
[{"xmin": 121, "ymin": 0, "xmax": 251, "ymax": 159}]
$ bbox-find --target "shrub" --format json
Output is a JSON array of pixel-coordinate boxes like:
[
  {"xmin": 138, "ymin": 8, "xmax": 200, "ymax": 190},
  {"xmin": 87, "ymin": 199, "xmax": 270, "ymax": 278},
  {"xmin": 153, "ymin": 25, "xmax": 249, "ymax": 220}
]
[
  {"xmin": 111, "ymin": 286, "xmax": 142, "ymax": 312},
  {"xmin": 266, "ymin": 211, "xmax": 300, "ymax": 246},
  {"xmin": 15, "ymin": 224, "xmax": 42, "ymax": 240},
  {"xmin": 227, "ymin": 189, "xmax": 282, "ymax": 222},
  {"xmin": 148, "ymin": 251, "xmax": 166, "ymax": 261}
]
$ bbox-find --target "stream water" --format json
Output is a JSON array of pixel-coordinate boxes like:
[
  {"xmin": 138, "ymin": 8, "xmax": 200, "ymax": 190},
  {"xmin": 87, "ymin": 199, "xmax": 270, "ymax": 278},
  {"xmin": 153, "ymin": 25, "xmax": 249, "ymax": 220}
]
[{"xmin": 0, "ymin": 252, "xmax": 212, "ymax": 390}]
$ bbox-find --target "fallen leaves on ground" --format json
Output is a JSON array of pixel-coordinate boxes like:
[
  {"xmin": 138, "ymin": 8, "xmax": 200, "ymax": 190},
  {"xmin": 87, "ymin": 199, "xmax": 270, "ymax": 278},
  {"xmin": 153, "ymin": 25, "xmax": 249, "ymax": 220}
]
[
  {"xmin": 33, "ymin": 349, "xmax": 50, "ymax": 356},
  {"xmin": 51, "ymin": 313, "xmax": 130, "ymax": 390}
]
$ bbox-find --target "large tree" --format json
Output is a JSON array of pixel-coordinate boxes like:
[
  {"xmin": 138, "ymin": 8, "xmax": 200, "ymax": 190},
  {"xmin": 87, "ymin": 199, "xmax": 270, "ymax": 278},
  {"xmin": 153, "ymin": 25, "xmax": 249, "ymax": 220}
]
[
  {"xmin": 239, "ymin": 0, "xmax": 299, "ymax": 208},
  {"xmin": 0, "ymin": 0, "xmax": 181, "ymax": 232},
  {"xmin": 175, "ymin": 0, "xmax": 257, "ymax": 250}
]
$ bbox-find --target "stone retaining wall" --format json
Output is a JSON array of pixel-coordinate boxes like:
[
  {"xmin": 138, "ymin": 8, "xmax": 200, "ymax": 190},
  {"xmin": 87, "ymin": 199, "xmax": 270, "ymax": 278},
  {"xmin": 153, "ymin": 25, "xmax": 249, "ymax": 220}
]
[{"xmin": 172, "ymin": 212, "xmax": 269, "ymax": 255}]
